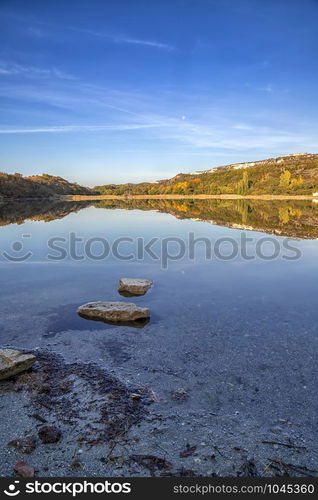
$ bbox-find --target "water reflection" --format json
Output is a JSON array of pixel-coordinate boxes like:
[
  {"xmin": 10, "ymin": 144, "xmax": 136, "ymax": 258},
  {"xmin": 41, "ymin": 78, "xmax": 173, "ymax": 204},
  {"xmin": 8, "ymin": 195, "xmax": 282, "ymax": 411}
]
[
  {"xmin": 1, "ymin": 198, "xmax": 318, "ymax": 239},
  {"xmin": 78, "ymin": 312, "xmax": 150, "ymax": 328},
  {"xmin": 0, "ymin": 199, "xmax": 93, "ymax": 226}
]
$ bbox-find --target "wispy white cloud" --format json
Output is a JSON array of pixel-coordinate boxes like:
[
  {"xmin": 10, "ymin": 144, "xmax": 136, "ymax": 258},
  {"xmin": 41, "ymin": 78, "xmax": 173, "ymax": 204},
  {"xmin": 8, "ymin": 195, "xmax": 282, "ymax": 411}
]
[
  {"xmin": 0, "ymin": 75, "xmax": 316, "ymax": 154},
  {"xmin": 245, "ymin": 82, "xmax": 274, "ymax": 93},
  {"xmin": 0, "ymin": 62, "xmax": 77, "ymax": 80},
  {"xmin": 1, "ymin": 12, "xmax": 175, "ymax": 51},
  {"xmin": 114, "ymin": 35, "xmax": 174, "ymax": 50},
  {"xmin": 66, "ymin": 26, "xmax": 175, "ymax": 51},
  {"xmin": 232, "ymin": 123, "xmax": 254, "ymax": 130},
  {"xmin": 0, "ymin": 124, "xmax": 159, "ymax": 134},
  {"xmin": 27, "ymin": 26, "xmax": 44, "ymax": 38},
  {"xmin": 49, "ymin": 68, "xmax": 78, "ymax": 80},
  {"xmin": 0, "ymin": 82, "xmax": 143, "ymax": 119},
  {"xmin": 259, "ymin": 83, "xmax": 273, "ymax": 93}
]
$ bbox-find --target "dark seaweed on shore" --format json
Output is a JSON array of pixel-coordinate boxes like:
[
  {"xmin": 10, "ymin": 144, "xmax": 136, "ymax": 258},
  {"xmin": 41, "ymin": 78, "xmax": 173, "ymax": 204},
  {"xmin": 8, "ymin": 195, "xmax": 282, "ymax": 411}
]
[{"xmin": 9, "ymin": 350, "xmax": 150, "ymax": 447}]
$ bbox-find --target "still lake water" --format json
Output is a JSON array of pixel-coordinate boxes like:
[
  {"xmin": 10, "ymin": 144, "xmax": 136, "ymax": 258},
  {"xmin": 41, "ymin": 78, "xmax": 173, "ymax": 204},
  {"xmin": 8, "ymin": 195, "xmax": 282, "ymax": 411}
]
[{"xmin": 1, "ymin": 198, "xmax": 318, "ymax": 474}]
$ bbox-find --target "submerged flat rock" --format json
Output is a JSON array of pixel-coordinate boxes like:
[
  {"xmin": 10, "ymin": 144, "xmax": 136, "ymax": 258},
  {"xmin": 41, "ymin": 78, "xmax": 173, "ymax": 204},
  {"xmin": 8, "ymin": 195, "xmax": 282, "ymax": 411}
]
[
  {"xmin": 0, "ymin": 349, "xmax": 36, "ymax": 380},
  {"xmin": 118, "ymin": 278, "xmax": 153, "ymax": 296},
  {"xmin": 78, "ymin": 301, "xmax": 150, "ymax": 323}
]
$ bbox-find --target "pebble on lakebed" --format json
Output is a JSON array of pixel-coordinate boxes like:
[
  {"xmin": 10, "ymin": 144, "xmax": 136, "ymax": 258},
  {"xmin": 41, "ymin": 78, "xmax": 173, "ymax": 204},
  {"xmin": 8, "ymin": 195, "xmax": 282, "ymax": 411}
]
[
  {"xmin": 118, "ymin": 278, "xmax": 153, "ymax": 296},
  {"xmin": 14, "ymin": 460, "xmax": 35, "ymax": 478},
  {"xmin": 0, "ymin": 349, "xmax": 36, "ymax": 380},
  {"xmin": 8, "ymin": 436, "xmax": 36, "ymax": 454},
  {"xmin": 38, "ymin": 426, "xmax": 62, "ymax": 444},
  {"xmin": 77, "ymin": 301, "xmax": 150, "ymax": 324}
]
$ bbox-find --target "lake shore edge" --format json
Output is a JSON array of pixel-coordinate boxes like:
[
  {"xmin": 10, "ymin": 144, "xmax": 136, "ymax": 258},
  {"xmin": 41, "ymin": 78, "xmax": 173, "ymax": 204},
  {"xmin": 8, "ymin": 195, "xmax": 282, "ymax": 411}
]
[
  {"xmin": 68, "ymin": 194, "xmax": 317, "ymax": 201},
  {"xmin": 1, "ymin": 193, "xmax": 317, "ymax": 202}
]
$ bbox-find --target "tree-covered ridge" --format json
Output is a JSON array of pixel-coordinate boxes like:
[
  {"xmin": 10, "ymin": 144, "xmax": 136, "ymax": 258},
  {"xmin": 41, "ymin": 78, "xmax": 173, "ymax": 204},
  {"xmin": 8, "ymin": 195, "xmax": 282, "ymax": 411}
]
[
  {"xmin": 0, "ymin": 173, "xmax": 97, "ymax": 199},
  {"xmin": 95, "ymin": 154, "xmax": 318, "ymax": 196}
]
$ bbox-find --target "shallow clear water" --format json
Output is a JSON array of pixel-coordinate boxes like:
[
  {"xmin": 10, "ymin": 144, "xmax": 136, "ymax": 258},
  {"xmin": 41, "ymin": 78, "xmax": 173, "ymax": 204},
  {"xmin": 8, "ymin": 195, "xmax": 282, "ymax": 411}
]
[
  {"xmin": 1, "ymin": 200, "xmax": 318, "ymax": 475},
  {"xmin": 1, "ymin": 202, "xmax": 318, "ymax": 359}
]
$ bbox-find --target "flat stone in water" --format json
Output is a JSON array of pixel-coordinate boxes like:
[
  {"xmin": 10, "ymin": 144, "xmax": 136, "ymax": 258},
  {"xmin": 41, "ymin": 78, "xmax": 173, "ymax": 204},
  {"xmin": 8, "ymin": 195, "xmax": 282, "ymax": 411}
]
[
  {"xmin": 77, "ymin": 301, "xmax": 150, "ymax": 324},
  {"xmin": 118, "ymin": 278, "xmax": 153, "ymax": 296},
  {"xmin": 0, "ymin": 349, "xmax": 36, "ymax": 380}
]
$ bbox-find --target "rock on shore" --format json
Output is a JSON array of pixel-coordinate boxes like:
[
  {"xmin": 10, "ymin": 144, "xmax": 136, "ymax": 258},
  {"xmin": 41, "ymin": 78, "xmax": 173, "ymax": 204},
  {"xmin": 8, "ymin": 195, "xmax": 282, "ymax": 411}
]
[
  {"xmin": 0, "ymin": 349, "xmax": 36, "ymax": 380},
  {"xmin": 78, "ymin": 301, "xmax": 150, "ymax": 323},
  {"xmin": 118, "ymin": 278, "xmax": 153, "ymax": 296},
  {"xmin": 14, "ymin": 460, "xmax": 35, "ymax": 478},
  {"xmin": 38, "ymin": 426, "xmax": 62, "ymax": 444}
]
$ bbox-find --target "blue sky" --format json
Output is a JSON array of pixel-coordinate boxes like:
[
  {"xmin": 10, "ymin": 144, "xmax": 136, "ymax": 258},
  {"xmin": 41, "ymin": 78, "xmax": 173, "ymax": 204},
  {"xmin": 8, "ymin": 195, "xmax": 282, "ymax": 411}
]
[{"xmin": 0, "ymin": 0, "xmax": 317, "ymax": 186}]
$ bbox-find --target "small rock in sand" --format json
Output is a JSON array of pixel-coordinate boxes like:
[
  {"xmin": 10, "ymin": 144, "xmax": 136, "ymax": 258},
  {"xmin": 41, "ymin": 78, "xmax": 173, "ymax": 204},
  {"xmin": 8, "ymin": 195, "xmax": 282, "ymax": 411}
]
[
  {"xmin": 78, "ymin": 301, "xmax": 150, "ymax": 323},
  {"xmin": 38, "ymin": 426, "xmax": 62, "ymax": 444},
  {"xmin": 71, "ymin": 456, "xmax": 82, "ymax": 468},
  {"xmin": 129, "ymin": 393, "xmax": 142, "ymax": 401},
  {"xmin": 171, "ymin": 388, "xmax": 189, "ymax": 401},
  {"xmin": 14, "ymin": 460, "xmax": 35, "ymax": 478},
  {"xmin": 0, "ymin": 349, "xmax": 36, "ymax": 381},
  {"xmin": 118, "ymin": 278, "xmax": 153, "ymax": 296},
  {"xmin": 8, "ymin": 436, "xmax": 36, "ymax": 454}
]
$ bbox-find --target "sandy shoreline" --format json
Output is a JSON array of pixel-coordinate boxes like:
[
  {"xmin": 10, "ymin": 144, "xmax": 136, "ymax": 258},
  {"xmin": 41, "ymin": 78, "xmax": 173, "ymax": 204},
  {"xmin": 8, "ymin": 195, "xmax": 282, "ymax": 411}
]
[{"xmin": 1, "ymin": 349, "xmax": 317, "ymax": 477}]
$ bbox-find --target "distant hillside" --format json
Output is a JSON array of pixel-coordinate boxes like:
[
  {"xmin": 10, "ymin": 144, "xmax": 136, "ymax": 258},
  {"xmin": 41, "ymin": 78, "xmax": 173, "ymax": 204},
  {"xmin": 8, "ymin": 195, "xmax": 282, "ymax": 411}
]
[
  {"xmin": 95, "ymin": 153, "xmax": 318, "ymax": 196},
  {"xmin": 0, "ymin": 173, "xmax": 98, "ymax": 199}
]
